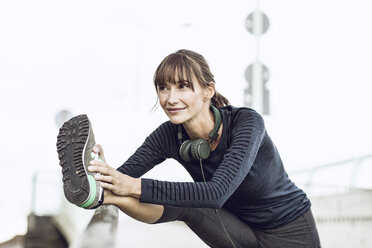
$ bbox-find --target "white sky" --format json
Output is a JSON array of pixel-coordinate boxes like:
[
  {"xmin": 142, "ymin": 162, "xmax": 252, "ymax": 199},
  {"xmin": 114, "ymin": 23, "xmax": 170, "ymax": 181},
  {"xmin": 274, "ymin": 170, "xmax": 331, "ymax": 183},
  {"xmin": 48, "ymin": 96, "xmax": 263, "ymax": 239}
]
[{"xmin": 1, "ymin": 0, "xmax": 372, "ymax": 241}]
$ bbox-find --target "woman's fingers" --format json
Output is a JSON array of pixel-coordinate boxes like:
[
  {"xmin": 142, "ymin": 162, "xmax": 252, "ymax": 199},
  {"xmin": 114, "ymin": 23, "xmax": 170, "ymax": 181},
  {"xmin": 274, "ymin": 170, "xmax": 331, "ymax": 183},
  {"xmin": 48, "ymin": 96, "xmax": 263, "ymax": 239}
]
[
  {"xmin": 89, "ymin": 165, "xmax": 110, "ymax": 175},
  {"xmin": 99, "ymin": 181, "xmax": 114, "ymax": 191},
  {"xmin": 92, "ymin": 144, "xmax": 101, "ymax": 154},
  {"xmin": 88, "ymin": 159, "xmax": 132, "ymax": 197},
  {"xmin": 89, "ymin": 159, "xmax": 106, "ymax": 167},
  {"xmin": 89, "ymin": 160, "xmax": 112, "ymax": 175},
  {"xmin": 94, "ymin": 174, "xmax": 113, "ymax": 183},
  {"xmin": 93, "ymin": 144, "xmax": 106, "ymax": 161}
]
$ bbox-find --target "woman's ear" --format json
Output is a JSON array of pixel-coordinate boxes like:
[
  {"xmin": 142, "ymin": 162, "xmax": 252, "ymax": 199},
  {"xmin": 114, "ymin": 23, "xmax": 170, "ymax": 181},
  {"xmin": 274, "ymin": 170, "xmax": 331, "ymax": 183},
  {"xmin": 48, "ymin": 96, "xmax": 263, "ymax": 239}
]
[{"xmin": 204, "ymin": 82, "xmax": 216, "ymax": 100}]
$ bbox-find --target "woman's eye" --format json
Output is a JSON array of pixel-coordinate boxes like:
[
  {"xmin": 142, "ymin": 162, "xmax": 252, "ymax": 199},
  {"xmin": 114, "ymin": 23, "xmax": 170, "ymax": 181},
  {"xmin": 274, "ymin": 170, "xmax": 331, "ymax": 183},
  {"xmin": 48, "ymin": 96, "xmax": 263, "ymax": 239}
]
[{"xmin": 179, "ymin": 84, "xmax": 189, "ymax": 89}]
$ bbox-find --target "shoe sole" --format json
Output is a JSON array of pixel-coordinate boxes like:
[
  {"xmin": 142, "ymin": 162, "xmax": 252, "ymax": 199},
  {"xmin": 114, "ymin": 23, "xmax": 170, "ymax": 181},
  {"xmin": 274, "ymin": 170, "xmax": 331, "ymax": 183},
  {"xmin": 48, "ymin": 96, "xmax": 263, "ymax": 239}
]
[{"xmin": 56, "ymin": 114, "xmax": 102, "ymax": 208}]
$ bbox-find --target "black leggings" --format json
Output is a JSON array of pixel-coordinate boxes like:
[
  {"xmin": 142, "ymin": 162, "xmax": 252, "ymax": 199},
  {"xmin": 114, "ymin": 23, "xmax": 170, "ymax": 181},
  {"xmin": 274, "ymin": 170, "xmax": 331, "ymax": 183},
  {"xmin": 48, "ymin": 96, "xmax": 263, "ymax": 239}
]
[{"xmin": 153, "ymin": 207, "xmax": 321, "ymax": 248}]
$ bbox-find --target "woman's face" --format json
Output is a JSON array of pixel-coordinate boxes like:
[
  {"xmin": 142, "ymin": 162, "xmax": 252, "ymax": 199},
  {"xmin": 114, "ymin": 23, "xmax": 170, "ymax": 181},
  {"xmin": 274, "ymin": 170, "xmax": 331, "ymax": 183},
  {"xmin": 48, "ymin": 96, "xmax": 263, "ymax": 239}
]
[{"xmin": 158, "ymin": 77, "xmax": 210, "ymax": 125}]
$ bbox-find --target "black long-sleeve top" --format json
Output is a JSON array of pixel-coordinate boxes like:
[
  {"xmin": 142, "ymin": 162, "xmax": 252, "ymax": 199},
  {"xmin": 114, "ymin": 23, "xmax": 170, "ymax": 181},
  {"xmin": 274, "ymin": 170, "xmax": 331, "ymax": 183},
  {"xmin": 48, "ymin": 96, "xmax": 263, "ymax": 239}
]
[{"xmin": 117, "ymin": 105, "xmax": 310, "ymax": 229}]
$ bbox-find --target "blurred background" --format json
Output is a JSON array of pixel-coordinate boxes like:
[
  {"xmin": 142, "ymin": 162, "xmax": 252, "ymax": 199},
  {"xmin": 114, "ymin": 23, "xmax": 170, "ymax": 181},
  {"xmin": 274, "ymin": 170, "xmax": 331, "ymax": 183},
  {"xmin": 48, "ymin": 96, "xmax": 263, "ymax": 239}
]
[{"xmin": 1, "ymin": 0, "xmax": 372, "ymax": 247}]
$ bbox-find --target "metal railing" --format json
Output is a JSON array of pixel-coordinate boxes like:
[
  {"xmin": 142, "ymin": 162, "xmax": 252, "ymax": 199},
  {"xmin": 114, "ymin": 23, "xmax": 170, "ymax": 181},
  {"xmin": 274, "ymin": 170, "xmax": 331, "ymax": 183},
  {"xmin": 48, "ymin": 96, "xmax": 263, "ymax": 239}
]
[
  {"xmin": 70, "ymin": 205, "xmax": 119, "ymax": 248},
  {"xmin": 28, "ymin": 169, "xmax": 119, "ymax": 248},
  {"xmin": 290, "ymin": 153, "xmax": 372, "ymax": 196}
]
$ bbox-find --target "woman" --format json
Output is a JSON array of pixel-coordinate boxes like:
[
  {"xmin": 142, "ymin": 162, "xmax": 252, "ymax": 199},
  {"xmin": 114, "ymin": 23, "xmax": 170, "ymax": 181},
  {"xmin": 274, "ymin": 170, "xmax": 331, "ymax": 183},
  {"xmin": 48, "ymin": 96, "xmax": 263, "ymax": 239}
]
[{"xmin": 59, "ymin": 49, "xmax": 321, "ymax": 247}]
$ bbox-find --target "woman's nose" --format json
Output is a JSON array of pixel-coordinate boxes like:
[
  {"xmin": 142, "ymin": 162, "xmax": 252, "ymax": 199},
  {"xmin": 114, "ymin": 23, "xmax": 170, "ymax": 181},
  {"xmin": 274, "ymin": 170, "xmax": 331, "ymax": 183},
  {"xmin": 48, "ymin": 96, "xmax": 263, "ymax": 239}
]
[{"xmin": 167, "ymin": 89, "xmax": 179, "ymax": 104}]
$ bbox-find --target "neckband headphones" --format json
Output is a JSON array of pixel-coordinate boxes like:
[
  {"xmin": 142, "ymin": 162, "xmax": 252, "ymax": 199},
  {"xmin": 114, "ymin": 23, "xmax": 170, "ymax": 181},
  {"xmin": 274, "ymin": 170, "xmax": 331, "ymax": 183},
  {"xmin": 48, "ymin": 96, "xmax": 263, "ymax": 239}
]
[{"xmin": 178, "ymin": 105, "xmax": 222, "ymax": 162}]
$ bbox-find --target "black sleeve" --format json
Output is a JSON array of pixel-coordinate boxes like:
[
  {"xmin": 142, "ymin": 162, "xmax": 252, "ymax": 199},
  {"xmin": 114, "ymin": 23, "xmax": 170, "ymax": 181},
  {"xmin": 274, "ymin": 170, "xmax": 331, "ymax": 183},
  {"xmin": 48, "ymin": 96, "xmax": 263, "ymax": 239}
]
[
  {"xmin": 116, "ymin": 122, "xmax": 177, "ymax": 178},
  {"xmin": 140, "ymin": 109, "xmax": 266, "ymax": 208}
]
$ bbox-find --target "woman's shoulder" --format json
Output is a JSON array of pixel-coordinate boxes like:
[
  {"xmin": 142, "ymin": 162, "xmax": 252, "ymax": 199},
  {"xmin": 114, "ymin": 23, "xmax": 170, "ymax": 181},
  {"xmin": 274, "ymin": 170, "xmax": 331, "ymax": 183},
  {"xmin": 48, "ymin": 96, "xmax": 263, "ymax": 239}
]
[
  {"xmin": 219, "ymin": 105, "xmax": 260, "ymax": 114},
  {"xmin": 219, "ymin": 106, "xmax": 266, "ymax": 145},
  {"xmin": 219, "ymin": 105, "xmax": 264, "ymax": 125}
]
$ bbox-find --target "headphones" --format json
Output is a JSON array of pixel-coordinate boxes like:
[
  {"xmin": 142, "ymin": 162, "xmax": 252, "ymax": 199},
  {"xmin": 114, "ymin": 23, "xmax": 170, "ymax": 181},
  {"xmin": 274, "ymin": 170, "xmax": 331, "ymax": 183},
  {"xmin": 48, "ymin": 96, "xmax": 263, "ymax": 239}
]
[{"xmin": 178, "ymin": 105, "xmax": 222, "ymax": 162}]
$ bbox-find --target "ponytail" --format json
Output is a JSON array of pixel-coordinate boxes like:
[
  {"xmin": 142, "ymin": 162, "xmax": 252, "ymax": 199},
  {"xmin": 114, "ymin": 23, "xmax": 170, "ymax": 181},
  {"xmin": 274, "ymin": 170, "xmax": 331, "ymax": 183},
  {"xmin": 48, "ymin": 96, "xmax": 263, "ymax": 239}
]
[{"xmin": 212, "ymin": 91, "xmax": 229, "ymax": 108}]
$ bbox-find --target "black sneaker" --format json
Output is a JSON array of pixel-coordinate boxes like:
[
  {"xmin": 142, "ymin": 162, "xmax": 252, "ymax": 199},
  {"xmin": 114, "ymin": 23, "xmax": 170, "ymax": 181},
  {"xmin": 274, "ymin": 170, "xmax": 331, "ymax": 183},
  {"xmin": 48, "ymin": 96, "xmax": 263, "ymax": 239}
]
[{"xmin": 56, "ymin": 114, "xmax": 103, "ymax": 209}]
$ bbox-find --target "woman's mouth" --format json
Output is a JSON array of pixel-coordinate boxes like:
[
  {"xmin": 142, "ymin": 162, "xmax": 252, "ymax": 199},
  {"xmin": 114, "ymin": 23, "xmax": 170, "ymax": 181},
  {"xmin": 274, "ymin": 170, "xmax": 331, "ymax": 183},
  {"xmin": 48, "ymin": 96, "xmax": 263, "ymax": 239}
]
[{"xmin": 167, "ymin": 107, "xmax": 186, "ymax": 114}]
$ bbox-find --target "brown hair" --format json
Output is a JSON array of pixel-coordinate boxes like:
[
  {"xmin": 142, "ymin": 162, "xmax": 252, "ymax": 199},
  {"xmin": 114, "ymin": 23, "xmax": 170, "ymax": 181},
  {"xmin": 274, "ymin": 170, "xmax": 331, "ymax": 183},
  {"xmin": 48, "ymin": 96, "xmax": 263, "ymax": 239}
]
[{"xmin": 153, "ymin": 49, "xmax": 229, "ymax": 108}]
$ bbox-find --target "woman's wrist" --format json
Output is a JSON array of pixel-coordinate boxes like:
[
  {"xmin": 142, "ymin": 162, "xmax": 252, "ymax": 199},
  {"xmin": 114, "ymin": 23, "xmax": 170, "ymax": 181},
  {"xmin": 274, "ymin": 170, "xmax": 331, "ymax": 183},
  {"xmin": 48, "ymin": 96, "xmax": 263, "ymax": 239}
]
[{"xmin": 129, "ymin": 177, "xmax": 142, "ymax": 199}]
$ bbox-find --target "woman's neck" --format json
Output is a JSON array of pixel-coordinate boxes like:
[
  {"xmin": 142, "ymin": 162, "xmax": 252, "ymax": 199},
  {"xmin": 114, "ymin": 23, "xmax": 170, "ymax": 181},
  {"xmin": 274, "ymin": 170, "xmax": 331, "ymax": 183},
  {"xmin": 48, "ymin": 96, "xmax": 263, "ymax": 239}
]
[
  {"xmin": 183, "ymin": 112, "xmax": 223, "ymax": 152},
  {"xmin": 183, "ymin": 108, "xmax": 214, "ymax": 141},
  {"xmin": 182, "ymin": 107, "xmax": 223, "ymax": 151},
  {"xmin": 183, "ymin": 111, "xmax": 214, "ymax": 140}
]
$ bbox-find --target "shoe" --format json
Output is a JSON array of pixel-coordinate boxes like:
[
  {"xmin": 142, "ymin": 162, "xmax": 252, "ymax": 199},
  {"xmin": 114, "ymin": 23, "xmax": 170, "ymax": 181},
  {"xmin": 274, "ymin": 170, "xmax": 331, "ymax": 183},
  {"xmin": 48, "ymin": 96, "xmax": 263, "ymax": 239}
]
[{"xmin": 56, "ymin": 114, "xmax": 104, "ymax": 209}]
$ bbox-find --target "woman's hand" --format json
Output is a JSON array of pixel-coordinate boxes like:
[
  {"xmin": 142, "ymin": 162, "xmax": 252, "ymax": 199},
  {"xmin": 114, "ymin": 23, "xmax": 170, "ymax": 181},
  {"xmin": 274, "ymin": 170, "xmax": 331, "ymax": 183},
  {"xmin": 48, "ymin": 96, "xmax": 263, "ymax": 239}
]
[
  {"xmin": 92, "ymin": 144, "xmax": 106, "ymax": 162},
  {"xmin": 90, "ymin": 144, "xmax": 141, "ymax": 198}
]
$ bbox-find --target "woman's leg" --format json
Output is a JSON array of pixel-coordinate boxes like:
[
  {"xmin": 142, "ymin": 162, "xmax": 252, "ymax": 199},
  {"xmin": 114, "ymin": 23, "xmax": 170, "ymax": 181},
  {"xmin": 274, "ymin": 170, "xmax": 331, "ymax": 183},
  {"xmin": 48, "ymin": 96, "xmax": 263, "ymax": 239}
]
[
  {"xmin": 154, "ymin": 206, "xmax": 259, "ymax": 248},
  {"xmin": 103, "ymin": 190, "xmax": 164, "ymax": 224},
  {"xmin": 251, "ymin": 208, "xmax": 321, "ymax": 248},
  {"xmin": 104, "ymin": 189, "xmax": 258, "ymax": 248}
]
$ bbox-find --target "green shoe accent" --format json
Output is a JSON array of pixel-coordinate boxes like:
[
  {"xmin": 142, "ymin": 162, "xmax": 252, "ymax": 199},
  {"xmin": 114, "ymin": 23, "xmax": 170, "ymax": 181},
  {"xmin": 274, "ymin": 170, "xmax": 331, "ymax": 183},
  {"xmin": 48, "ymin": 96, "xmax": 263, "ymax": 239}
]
[{"xmin": 78, "ymin": 175, "xmax": 97, "ymax": 208}]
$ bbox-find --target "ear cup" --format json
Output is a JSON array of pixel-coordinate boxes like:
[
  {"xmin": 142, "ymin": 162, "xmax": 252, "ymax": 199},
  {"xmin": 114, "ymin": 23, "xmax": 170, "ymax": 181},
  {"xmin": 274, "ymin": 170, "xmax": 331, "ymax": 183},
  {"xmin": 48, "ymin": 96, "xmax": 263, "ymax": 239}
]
[
  {"xmin": 179, "ymin": 140, "xmax": 193, "ymax": 162},
  {"xmin": 190, "ymin": 139, "xmax": 211, "ymax": 160}
]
